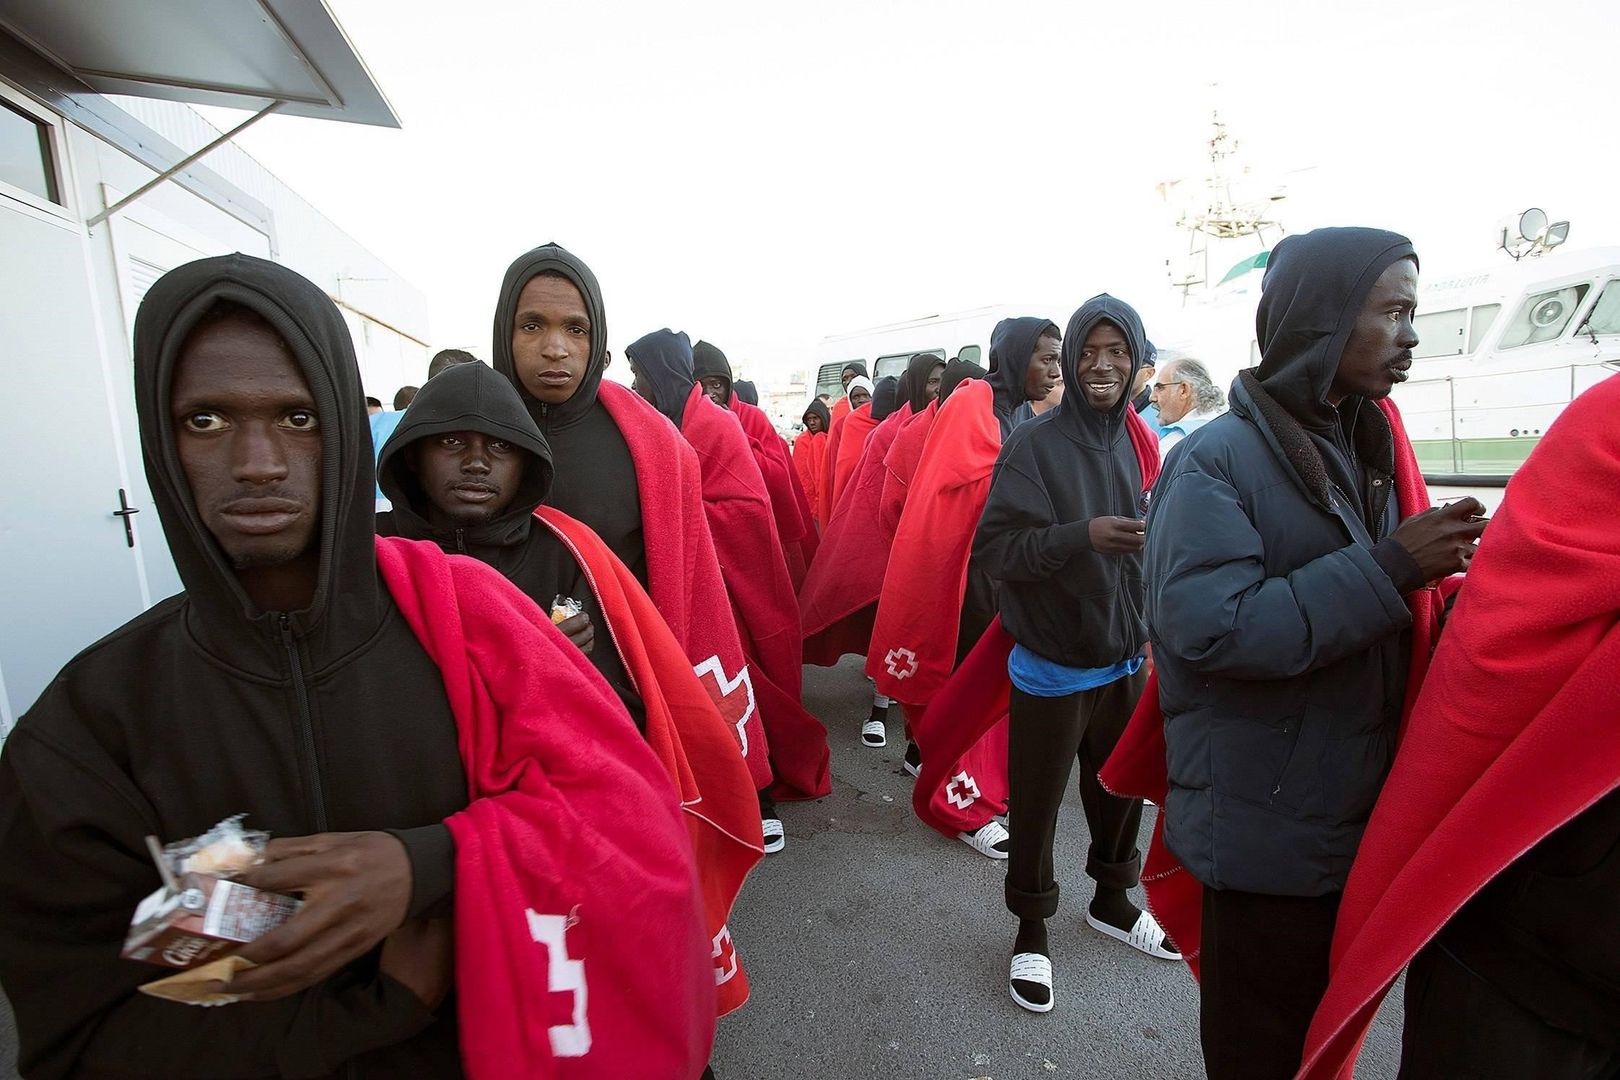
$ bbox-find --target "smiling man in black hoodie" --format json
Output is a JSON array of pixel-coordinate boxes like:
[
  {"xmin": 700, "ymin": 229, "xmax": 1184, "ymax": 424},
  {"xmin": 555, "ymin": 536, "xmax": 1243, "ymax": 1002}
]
[
  {"xmin": 1144, "ymin": 228, "xmax": 1485, "ymax": 1077},
  {"xmin": 974, "ymin": 296, "xmax": 1179, "ymax": 1015}
]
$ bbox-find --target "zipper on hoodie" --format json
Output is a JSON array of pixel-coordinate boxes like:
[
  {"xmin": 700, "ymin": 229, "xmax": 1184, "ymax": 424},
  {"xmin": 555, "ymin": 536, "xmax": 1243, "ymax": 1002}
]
[
  {"xmin": 279, "ymin": 614, "xmax": 328, "ymax": 833},
  {"xmin": 454, "ymin": 527, "xmax": 467, "ymax": 554}
]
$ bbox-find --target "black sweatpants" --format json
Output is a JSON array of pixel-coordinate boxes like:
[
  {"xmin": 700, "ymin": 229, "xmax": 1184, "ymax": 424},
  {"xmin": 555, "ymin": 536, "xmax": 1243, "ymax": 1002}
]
[
  {"xmin": 1003, "ymin": 669, "xmax": 1147, "ymax": 920},
  {"xmin": 1399, "ymin": 943, "xmax": 1620, "ymax": 1079},
  {"xmin": 1199, "ymin": 887, "xmax": 1340, "ymax": 1080}
]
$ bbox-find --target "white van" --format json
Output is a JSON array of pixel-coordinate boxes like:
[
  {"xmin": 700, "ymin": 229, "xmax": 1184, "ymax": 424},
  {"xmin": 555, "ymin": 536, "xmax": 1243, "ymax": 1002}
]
[{"xmin": 810, "ymin": 304, "xmax": 1055, "ymax": 401}]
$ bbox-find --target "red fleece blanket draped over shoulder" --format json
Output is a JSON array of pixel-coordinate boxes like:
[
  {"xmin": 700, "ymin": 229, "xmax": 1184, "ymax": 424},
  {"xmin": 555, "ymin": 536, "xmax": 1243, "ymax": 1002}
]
[
  {"xmin": 1097, "ymin": 397, "xmax": 1437, "ymax": 981},
  {"xmin": 598, "ymin": 382, "xmax": 772, "ymax": 791},
  {"xmin": 534, "ymin": 509, "xmax": 765, "ymax": 1018},
  {"xmin": 678, "ymin": 385, "xmax": 832, "ymax": 800},
  {"xmin": 879, "ymin": 398, "xmax": 939, "ymax": 538},
  {"xmin": 793, "ymin": 431, "xmax": 829, "ymax": 530},
  {"xmin": 732, "ymin": 398, "xmax": 818, "ymax": 589},
  {"xmin": 797, "ymin": 408, "xmax": 909, "ymax": 665},
  {"xmin": 911, "ymin": 408, "xmax": 1161, "ymax": 838},
  {"xmin": 376, "ymin": 537, "xmax": 712, "ymax": 1079},
  {"xmin": 866, "ymin": 380, "xmax": 1000, "ymax": 704},
  {"xmin": 1298, "ymin": 377, "xmax": 1620, "ymax": 1080},
  {"xmin": 827, "ymin": 403, "xmax": 879, "ymax": 513}
]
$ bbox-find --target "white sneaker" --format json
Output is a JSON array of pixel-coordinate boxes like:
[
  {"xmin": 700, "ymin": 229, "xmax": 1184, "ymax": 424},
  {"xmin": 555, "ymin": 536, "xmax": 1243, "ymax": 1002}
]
[
  {"xmin": 861, "ymin": 718, "xmax": 887, "ymax": 747},
  {"xmin": 958, "ymin": 819, "xmax": 1010, "ymax": 859},
  {"xmin": 1008, "ymin": 952, "xmax": 1053, "ymax": 1013},
  {"xmin": 1085, "ymin": 909, "xmax": 1181, "ymax": 960},
  {"xmin": 761, "ymin": 817, "xmax": 785, "ymax": 854}
]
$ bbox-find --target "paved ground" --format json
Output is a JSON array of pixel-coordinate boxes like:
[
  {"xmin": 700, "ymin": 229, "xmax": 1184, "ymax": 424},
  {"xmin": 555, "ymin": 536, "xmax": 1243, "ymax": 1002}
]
[
  {"xmin": 710, "ymin": 656, "xmax": 1408, "ymax": 1080},
  {"xmin": 0, "ymin": 654, "xmax": 1407, "ymax": 1079}
]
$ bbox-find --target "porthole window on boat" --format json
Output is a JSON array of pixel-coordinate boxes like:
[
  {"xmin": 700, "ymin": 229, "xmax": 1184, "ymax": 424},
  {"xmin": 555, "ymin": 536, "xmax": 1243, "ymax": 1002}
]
[{"xmin": 1500, "ymin": 284, "xmax": 1591, "ymax": 349}]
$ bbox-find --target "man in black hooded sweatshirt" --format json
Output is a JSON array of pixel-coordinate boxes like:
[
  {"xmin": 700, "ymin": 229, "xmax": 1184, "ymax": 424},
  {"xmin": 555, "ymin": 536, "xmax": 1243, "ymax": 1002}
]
[
  {"xmin": 0, "ymin": 256, "xmax": 474, "ymax": 1078},
  {"xmin": 975, "ymin": 296, "xmax": 1179, "ymax": 1015},
  {"xmin": 1145, "ymin": 228, "xmax": 1485, "ymax": 1076}
]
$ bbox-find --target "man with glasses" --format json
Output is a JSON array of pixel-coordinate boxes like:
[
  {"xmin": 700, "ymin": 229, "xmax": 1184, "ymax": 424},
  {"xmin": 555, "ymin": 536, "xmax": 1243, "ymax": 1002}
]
[{"xmin": 1150, "ymin": 357, "xmax": 1226, "ymax": 462}]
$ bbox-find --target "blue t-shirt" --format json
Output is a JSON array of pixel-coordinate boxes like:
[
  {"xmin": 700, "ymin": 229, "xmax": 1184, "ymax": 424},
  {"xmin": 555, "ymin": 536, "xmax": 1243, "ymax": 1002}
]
[
  {"xmin": 1008, "ymin": 645, "xmax": 1143, "ymax": 697},
  {"xmin": 369, "ymin": 411, "xmax": 405, "ymax": 500}
]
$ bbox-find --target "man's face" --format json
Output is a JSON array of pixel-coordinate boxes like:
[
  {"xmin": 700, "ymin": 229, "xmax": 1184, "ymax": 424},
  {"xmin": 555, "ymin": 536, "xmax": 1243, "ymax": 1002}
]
[
  {"xmin": 366, "ymin": 402, "xmax": 383, "ymax": 417},
  {"xmin": 1150, "ymin": 363, "xmax": 1194, "ymax": 424},
  {"xmin": 849, "ymin": 386, "xmax": 871, "ymax": 410},
  {"xmin": 804, "ymin": 410, "xmax": 825, "ymax": 434},
  {"xmin": 1132, "ymin": 364, "xmax": 1156, "ymax": 399},
  {"xmin": 699, "ymin": 375, "xmax": 730, "ymax": 407},
  {"xmin": 511, "ymin": 274, "xmax": 592, "ymax": 405},
  {"xmin": 1074, "ymin": 321, "xmax": 1132, "ymax": 412},
  {"xmin": 1023, "ymin": 334, "xmax": 1062, "ymax": 402},
  {"xmin": 629, "ymin": 364, "xmax": 656, "ymax": 407},
  {"xmin": 171, "ymin": 315, "xmax": 322, "ymax": 570},
  {"xmin": 412, "ymin": 430, "xmax": 524, "ymax": 526},
  {"xmin": 924, "ymin": 363, "xmax": 944, "ymax": 402},
  {"xmin": 841, "ymin": 367, "xmax": 861, "ymax": 391},
  {"xmin": 1332, "ymin": 258, "xmax": 1419, "ymax": 404}
]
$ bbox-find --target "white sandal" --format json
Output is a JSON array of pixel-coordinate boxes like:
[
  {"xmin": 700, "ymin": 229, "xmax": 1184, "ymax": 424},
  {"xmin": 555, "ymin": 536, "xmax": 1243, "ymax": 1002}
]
[
  {"xmin": 761, "ymin": 817, "xmax": 785, "ymax": 854},
  {"xmin": 958, "ymin": 819, "xmax": 1010, "ymax": 860},
  {"xmin": 1085, "ymin": 910, "xmax": 1181, "ymax": 960},
  {"xmin": 861, "ymin": 718, "xmax": 887, "ymax": 747},
  {"xmin": 1008, "ymin": 952, "xmax": 1053, "ymax": 1013}
]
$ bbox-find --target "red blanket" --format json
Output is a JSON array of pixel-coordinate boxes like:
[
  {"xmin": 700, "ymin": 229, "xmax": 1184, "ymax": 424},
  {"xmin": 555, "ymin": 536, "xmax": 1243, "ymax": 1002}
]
[
  {"xmin": 1298, "ymin": 377, "xmax": 1620, "ymax": 1079},
  {"xmin": 827, "ymin": 403, "xmax": 879, "ymax": 513},
  {"xmin": 679, "ymin": 385, "xmax": 832, "ymax": 801},
  {"xmin": 879, "ymin": 398, "xmax": 939, "ymax": 538},
  {"xmin": 535, "ymin": 509, "xmax": 765, "ymax": 1017},
  {"xmin": 376, "ymin": 537, "xmax": 712, "ymax": 1079},
  {"xmin": 793, "ymin": 430, "xmax": 829, "ymax": 530},
  {"xmin": 1098, "ymin": 397, "xmax": 1437, "ymax": 980},
  {"xmin": 866, "ymin": 380, "xmax": 1000, "ymax": 704},
  {"xmin": 797, "ymin": 408, "xmax": 910, "ymax": 666},
  {"xmin": 731, "ymin": 398, "xmax": 817, "ymax": 588},
  {"xmin": 598, "ymin": 382, "xmax": 772, "ymax": 791},
  {"xmin": 911, "ymin": 407, "xmax": 1161, "ymax": 838}
]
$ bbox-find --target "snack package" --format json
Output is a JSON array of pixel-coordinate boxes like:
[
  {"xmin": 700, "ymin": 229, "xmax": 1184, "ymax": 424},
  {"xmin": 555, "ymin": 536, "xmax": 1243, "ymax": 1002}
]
[
  {"xmin": 550, "ymin": 595, "xmax": 584, "ymax": 625},
  {"xmin": 122, "ymin": 816, "xmax": 299, "ymax": 977},
  {"xmin": 139, "ymin": 955, "xmax": 256, "ymax": 1007}
]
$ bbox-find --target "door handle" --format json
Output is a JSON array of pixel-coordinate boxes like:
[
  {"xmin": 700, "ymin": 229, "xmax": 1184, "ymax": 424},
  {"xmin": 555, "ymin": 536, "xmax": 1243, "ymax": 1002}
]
[{"xmin": 112, "ymin": 488, "xmax": 140, "ymax": 548}]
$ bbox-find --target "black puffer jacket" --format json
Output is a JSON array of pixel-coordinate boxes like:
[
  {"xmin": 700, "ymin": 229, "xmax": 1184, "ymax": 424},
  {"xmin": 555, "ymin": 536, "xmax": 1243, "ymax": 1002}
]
[
  {"xmin": 1145, "ymin": 228, "xmax": 1422, "ymax": 896},
  {"xmin": 0, "ymin": 255, "xmax": 465, "ymax": 1078}
]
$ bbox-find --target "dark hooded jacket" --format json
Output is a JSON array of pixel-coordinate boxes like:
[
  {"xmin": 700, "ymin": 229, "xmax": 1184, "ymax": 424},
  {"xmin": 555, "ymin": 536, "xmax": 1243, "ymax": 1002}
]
[
  {"xmin": 987, "ymin": 317, "xmax": 1059, "ymax": 437},
  {"xmin": 733, "ymin": 380, "xmax": 759, "ymax": 407},
  {"xmin": 803, "ymin": 399, "xmax": 831, "ymax": 430},
  {"xmin": 491, "ymin": 244, "xmax": 646, "ymax": 585},
  {"xmin": 869, "ymin": 375, "xmax": 901, "ymax": 422},
  {"xmin": 0, "ymin": 255, "xmax": 466, "ymax": 1078},
  {"xmin": 939, "ymin": 358, "xmax": 986, "ymax": 402},
  {"xmin": 973, "ymin": 296, "xmax": 1151, "ymax": 668},
  {"xmin": 692, "ymin": 340, "xmax": 732, "ymax": 400},
  {"xmin": 626, "ymin": 329, "xmax": 699, "ymax": 428},
  {"xmin": 1144, "ymin": 227, "xmax": 1425, "ymax": 897},
  {"xmin": 375, "ymin": 363, "xmax": 643, "ymax": 726}
]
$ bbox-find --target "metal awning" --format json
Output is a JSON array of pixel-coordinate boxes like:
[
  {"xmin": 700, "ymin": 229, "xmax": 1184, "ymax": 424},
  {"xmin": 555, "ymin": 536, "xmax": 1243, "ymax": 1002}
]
[{"xmin": 0, "ymin": 0, "xmax": 398, "ymax": 128}]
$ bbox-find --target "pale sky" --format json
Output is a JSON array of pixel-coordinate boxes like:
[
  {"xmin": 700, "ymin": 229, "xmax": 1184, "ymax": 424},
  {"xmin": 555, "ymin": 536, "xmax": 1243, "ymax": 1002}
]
[{"xmin": 213, "ymin": 0, "xmax": 1620, "ymax": 384}]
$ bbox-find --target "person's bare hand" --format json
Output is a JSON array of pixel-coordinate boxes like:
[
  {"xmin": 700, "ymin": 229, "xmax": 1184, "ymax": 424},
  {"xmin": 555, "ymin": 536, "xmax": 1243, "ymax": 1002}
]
[
  {"xmin": 1089, "ymin": 516, "xmax": 1147, "ymax": 555},
  {"xmin": 380, "ymin": 917, "xmax": 454, "ymax": 1011},
  {"xmin": 1389, "ymin": 497, "xmax": 1489, "ymax": 583},
  {"xmin": 216, "ymin": 832, "xmax": 413, "ymax": 1001},
  {"xmin": 556, "ymin": 612, "xmax": 594, "ymax": 655}
]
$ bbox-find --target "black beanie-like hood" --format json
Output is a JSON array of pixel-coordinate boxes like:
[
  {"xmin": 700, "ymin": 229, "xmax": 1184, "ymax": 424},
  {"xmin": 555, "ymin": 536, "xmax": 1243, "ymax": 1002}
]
[
  {"xmin": 491, "ymin": 243, "xmax": 609, "ymax": 432},
  {"xmin": 692, "ymin": 340, "xmax": 734, "ymax": 400},
  {"xmin": 733, "ymin": 380, "xmax": 759, "ymax": 406},
  {"xmin": 376, "ymin": 361, "xmax": 555, "ymax": 551},
  {"xmin": 803, "ymin": 398, "xmax": 831, "ymax": 429},
  {"xmin": 987, "ymin": 317, "xmax": 1060, "ymax": 428},
  {"xmin": 940, "ymin": 358, "xmax": 987, "ymax": 403},
  {"xmin": 870, "ymin": 375, "xmax": 901, "ymax": 421},
  {"xmin": 1255, "ymin": 227, "xmax": 1417, "ymax": 430},
  {"xmin": 626, "ymin": 329, "xmax": 697, "ymax": 427},
  {"xmin": 1052, "ymin": 293, "xmax": 1150, "ymax": 444}
]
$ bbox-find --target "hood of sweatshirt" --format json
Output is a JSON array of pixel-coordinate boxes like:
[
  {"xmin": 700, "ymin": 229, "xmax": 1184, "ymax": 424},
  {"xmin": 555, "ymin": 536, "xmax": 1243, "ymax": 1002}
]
[
  {"xmin": 1254, "ymin": 227, "xmax": 1417, "ymax": 433},
  {"xmin": 899, "ymin": 353, "xmax": 945, "ymax": 414},
  {"xmin": 733, "ymin": 380, "xmax": 759, "ymax": 406},
  {"xmin": 377, "ymin": 361, "xmax": 555, "ymax": 552},
  {"xmin": 692, "ymin": 340, "xmax": 733, "ymax": 400},
  {"xmin": 133, "ymin": 253, "xmax": 382, "ymax": 669},
  {"xmin": 870, "ymin": 375, "xmax": 901, "ymax": 421},
  {"xmin": 940, "ymin": 358, "xmax": 986, "ymax": 402},
  {"xmin": 987, "ymin": 317, "xmax": 1060, "ymax": 425},
  {"xmin": 491, "ymin": 243, "xmax": 610, "ymax": 434},
  {"xmin": 1051, "ymin": 294, "xmax": 1150, "ymax": 448},
  {"xmin": 626, "ymin": 328, "xmax": 698, "ymax": 427},
  {"xmin": 803, "ymin": 398, "xmax": 831, "ymax": 428}
]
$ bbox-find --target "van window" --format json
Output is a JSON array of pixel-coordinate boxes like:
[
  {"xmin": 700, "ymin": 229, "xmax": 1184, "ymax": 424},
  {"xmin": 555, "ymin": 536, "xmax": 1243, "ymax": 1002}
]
[
  {"xmin": 1468, "ymin": 304, "xmax": 1501, "ymax": 352},
  {"xmin": 816, "ymin": 361, "xmax": 862, "ymax": 399},
  {"xmin": 1578, "ymin": 281, "xmax": 1620, "ymax": 337},
  {"xmin": 956, "ymin": 345, "xmax": 982, "ymax": 366},
  {"xmin": 1413, "ymin": 308, "xmax": 1466, "ymax": 358},
  {"xmin": 1499, "ymin": 284, "xmax": 1591, "ymax": 349},
  {"xmin": 876, "ymin": 349, "xmax": 944, "ymax": 381}
]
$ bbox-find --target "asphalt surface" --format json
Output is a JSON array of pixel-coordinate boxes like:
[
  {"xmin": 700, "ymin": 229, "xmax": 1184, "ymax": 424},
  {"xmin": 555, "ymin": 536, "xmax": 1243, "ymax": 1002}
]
[
  {"xmin": 710, "ymin": 656, "xmax": 1408, "ymax": 1080},
  {"xmin": 0, "ymin": 655, "xmax": 1408, "ymax": 1080}
]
